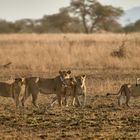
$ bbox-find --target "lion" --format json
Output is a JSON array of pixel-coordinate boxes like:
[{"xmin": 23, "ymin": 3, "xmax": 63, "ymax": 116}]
[
  {"xmin": 70, "ymin": 74, "xmax": 86, "ymax": 107},
  {"xmin": 107, "ymin": 82, "xmax": 140, "ymax": 107},
  {"xmin": 21, "ymin": 70, "xmax": 72, "ymax": 107},
  {"xmin": 50, "ymin": 74, "xmax": 87, "ymax": 107},
  {"xmin": 0, "ymin": 78, "xmax": 23, "ymax": 107},
  {"xmin": 49, "ymin": 77, "xmax": 81, "ymax": 107}
]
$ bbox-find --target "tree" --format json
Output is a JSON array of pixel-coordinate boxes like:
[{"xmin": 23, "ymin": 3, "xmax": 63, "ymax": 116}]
[
  {"xmin": 40, "ymin": 10, "xmax": 71, "ymax": 33},
  {"xmin": 0, "ymin": 19, "xmax": 15, "ymax": 33},
  {"xmin": 69, "ymin": 0, "xmax": 123, "ymax": 33},
  {"xmin": 123, "ymin": 19, "xmax": 140, "ymax": 33},
  {"xmin": 101, "ymin": 20, "xmax": 123, "ymax": 32},
  {"xmin": 40, "ymin": 8, "xmax": 82, "ymax": 33},
  {"xmin": 14, "ymin": 19, "xmax": 35, "ymax": 33},
  {"xmin": 134, "ymin": 19, "xmax": 140, "ymax": 31}
]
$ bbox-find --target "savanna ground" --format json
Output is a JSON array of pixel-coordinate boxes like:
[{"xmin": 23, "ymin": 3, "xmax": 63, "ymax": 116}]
[{"xmin": 0, "ymin": 33, "xmax": 140, "ymax": 139}]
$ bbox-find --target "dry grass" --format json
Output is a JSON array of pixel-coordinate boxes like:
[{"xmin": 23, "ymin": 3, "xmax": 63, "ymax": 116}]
[
  {"xmin": 0, "ymin": 33, "xmax": 140, "ymax": 139},
  {"xmin": 0, "ymin": 33, "xmax": 140, "ymax": 77}
]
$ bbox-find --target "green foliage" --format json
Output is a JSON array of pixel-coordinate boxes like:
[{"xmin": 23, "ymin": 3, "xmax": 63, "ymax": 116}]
[
  {"xmin": 70, "ymin": 0, "xmax": 123, "ymax": 33},
  {"xmin": 124, "ymin": 19, "xmax": 140, "ymax": 33},
  {"xmin": 41, "ymin": 9, "xmax": 82, "ymax": 33},
  {"xmin": 14, "ymin": 19, "xmax": 35, "ymax": 33},
  {"xmin": 101, "ymin": 20, "xmax": 123, "ymax": 32},
  {"xmin": 0, "ymin": 19, "xmax": 15, "ymax": 33},
  {"xmin": 134, "ymin": 20, "xmax": 140, "ymax": 31}
]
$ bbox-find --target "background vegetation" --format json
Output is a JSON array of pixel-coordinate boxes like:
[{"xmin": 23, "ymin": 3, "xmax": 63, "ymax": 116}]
[{"xmin": 0, "ymin": 0, "xmax": 139, "ymax": 34}]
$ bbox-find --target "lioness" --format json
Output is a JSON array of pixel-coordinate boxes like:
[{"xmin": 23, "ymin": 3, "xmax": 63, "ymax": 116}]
[
  {"xmin": 50, "ymin": 77, "xmax": 81, "ymax": 107},
  {"xmin": 0, "ymin": 78, "xmax": 23, "ymax": 107},
  {"xmin": 71, "ymin": 75, "xmax": 86, "ymax": 107},
  {"xmin": 51, "ymin": 75, "xmax": 87, "ymax": 107},
  {"xmin": 21, "ymin": 70, "xmax": 72, "ymax": 107},
  {"xmin": 107, "ymin": 83, "xmax": 140, "ymax": 107}
]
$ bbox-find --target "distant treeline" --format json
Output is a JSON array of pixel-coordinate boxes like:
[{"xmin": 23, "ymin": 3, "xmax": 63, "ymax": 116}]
[{"xmin": 0, "ymin": 0, "xmax": 140, "ymax": 33}]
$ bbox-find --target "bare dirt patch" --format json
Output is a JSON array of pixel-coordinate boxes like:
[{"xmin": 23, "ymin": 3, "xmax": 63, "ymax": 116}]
[{"xmin": 0, "ymin": 70, "xmax": 139, "ymax": 139}]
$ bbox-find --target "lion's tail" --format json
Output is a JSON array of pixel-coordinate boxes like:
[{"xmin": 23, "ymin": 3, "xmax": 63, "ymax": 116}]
[
  {"xmin": 106, "ymin": 92, "xmax": 119, "ymax": 96},
  {"xmin": 106, "ymin": 84, "xmax": 124, "ymax": 96}
]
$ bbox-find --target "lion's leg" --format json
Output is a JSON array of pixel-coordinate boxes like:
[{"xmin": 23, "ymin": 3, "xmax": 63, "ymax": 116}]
[
  {"xmin": 32, "ymin": 91, "xmax": 39, "ymax": 108},
  {"xmin": 118, "ymin": 94, "xmax": 125, "ymax": 106},
  {"xmin": 64, "ymin": 95, "xmax": 71, "ymax": 107},
  {"xmin": 72, "ymin": 96, "xmax": 75, "ymax": 106},
  {"xmin": 118, "ymin": 87, "xmax": 126, "ymax": 107},
  {"xmin": 58, "ymin": 97, "xmax": 62, "ymax": 107},
  {"xmin": 71, "ymin": 90, "xmax": 81, "ymax": 107},
  {"xmin": 125, "ymin": 95, "xmax": 130, "ymax": 107},
  {"xmin": 65, "ymin": 96, "xmax": 70, "ymax": 107},
  {"xmin": 13, "ymin": 93, "xmax": 20, "ymax": 108},
  {"xmin": 64, "ymin": 91, "xmax": 70, "ymax": 107},
  {"xmin": 123, "ymin": 85, "xmax": 131, "ymax": 107},
  {"xmin": 50, "ymin": 96, "xmax": 57, "ymax": 107},
  {"xmin": 75, "ymin": 95, "xmax": 81, "ymax": 107},
  {"xmin": 21, "ymin": 86, "xmax": 30, "ymax": 106},
  {"xmin": 82, "ymin": 94, "xmax": 86, "ymax": 107},
  {"xmin": 71, "ymin": 88, "xmax": 77, "ymax": 106},
  {"xmin": 57, "ymin": 93, "xmax": 62, "ymax": 107},
  {"xmin": 15, "ymin": 94, "xmax": 20, "ymax": 108},
  {"xmin": 12, "ymin": 86, "xmax": 20, "ymax": 108},
  {"xmin": 118, "ymin": 96, "xmax": 121, "ymax": 106}
]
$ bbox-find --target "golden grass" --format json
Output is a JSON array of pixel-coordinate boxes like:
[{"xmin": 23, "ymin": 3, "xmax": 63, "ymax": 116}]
[{"xmin": 0, "ymin": 33, "xmax": 140, "ymax": 75}]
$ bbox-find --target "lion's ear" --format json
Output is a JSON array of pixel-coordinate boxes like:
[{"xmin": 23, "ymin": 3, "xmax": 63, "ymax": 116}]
[
  {"xmin": 67, "ymin": 70, "xmax": 71, "ymax": 74},
  {"xmin": 59, "ymin": 71, "xmax": 62, "ymax": 75},
  {"xmin": 82, "ymin": 75, "xmax": 86, "ymax": 78}
]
